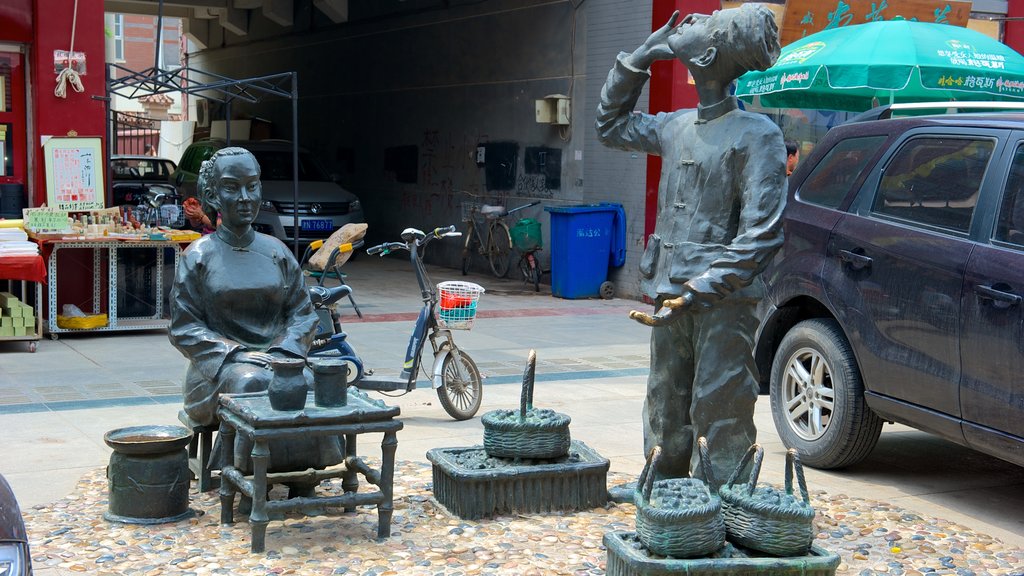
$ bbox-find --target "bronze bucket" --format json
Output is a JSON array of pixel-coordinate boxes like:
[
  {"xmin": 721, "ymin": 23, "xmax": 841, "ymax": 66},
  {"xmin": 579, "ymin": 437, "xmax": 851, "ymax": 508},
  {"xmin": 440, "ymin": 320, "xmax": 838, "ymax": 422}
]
[{"xmin": 103, "ymin": 425, "xmax": 195, "ymax": 524}]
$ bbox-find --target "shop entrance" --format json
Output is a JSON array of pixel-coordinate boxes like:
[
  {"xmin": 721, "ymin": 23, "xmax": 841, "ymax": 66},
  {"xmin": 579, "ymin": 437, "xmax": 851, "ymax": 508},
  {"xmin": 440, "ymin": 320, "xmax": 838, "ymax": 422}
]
[{"xmin": 0, "ymin": 46, "xmax": 27, "ymax": 219}]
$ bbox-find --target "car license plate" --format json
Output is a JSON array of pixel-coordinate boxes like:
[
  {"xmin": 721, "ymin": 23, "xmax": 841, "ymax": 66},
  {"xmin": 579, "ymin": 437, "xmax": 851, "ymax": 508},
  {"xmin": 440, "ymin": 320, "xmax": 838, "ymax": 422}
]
[{"xmin": 300, "ymin": 218, "xmax": 334, "ymax": 232}]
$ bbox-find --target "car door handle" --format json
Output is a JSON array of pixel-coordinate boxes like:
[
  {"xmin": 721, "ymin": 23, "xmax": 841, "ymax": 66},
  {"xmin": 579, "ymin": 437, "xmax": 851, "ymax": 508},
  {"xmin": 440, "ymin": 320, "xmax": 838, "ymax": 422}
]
[
  {"xmin": 974, "ymin": 284, "xmax": 1021, "ymax": 308},
  {"xmin": 839, "ymin": 249, "xmax": 872, "ymax": 270}
]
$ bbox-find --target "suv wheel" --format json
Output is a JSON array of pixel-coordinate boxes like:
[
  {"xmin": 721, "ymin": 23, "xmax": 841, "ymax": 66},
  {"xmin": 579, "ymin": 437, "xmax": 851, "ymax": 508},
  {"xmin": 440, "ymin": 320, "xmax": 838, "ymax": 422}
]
[{"xmin": 769, "ymin": 318, "xmax": 882, "ymax": 469}]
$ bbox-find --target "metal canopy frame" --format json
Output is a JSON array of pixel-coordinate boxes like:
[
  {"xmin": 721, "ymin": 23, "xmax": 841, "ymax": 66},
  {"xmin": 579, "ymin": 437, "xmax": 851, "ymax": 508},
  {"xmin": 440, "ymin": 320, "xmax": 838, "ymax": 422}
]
[
  {"xmin": 104, "ymin": 63, "xmax": 304, "ymax": 256},
  {"xmin": 107, "ymin": 64, "xmax": 295, "ymax": 108}
]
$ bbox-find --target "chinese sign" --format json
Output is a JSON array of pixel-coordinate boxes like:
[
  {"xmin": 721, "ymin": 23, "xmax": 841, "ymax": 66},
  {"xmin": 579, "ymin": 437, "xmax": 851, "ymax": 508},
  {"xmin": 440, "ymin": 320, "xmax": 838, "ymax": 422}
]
[
  {"xmin": 924, "ymin": 39, "xmax": 1024, "ymax": 96},
  {"xmin": 935, "ymin": 42, "xmax": 1006, "ymax": 71},
  {"xmin": 24, "ymin": 208, "xmax": 70, "ymax": 232},
  {"xmin": 781, "ymin": 0, "xmax": 971, "ymax": 46},
  {"xmin": 43, "ymin": 137, "xmax": 105, "ymax": 211},
  {"xmin": 576, "ymin": 227, "xmax": 604, "ymax": 238}
]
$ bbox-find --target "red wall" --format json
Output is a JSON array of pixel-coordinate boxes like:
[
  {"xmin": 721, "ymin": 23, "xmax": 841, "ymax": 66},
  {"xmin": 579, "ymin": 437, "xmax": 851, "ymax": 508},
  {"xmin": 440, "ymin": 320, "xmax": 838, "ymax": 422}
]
[
  {"xmin": 119, "ymin": 14, "xmax": 179, "ymax": 74},
  {"xmin": 0, "ymin": 0, "xmax": 32, "ymax": 43},
  {"xmin": 30, "ymin": 0, "xmax": 107, "ymax": 206},
  {"xmin": 645, "ymin": 0, "xmax": 721, "ymax": 241},
  {"xmin": 0, "ymin": 0, "xmax": 33, "ymax": 194},
  {"xmin": 124, "ymin": 14, "xmax": 159, "ymax": 71},
  {"xmin": 1007, "ymin": 1, "xmax": 1024, "ymax": 59}
]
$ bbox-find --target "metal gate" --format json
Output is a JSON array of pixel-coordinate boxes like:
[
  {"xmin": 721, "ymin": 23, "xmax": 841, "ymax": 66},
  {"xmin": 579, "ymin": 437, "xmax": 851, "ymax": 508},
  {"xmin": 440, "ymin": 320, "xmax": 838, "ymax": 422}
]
[{"xmin": 111, "ymin": 110, "xmax": 160, "ymax": 157}]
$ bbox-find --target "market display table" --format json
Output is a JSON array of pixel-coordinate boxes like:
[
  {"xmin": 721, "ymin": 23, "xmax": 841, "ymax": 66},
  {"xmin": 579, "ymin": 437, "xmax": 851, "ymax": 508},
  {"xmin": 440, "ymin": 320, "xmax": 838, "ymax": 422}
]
[
  {"xmin": 0, "ymin": 254, "xmax": 45, "ymax": 352},
  {"xmin": 0, "ymin": 255, "xmax": 46, "ymax": 283},
  {"xmin": 36, "ymin": 239, "xmax": 185, "ymax": 336},
  {"xmin": 217, "ymin": 389, "xmax": 403, "ymax": 553}
]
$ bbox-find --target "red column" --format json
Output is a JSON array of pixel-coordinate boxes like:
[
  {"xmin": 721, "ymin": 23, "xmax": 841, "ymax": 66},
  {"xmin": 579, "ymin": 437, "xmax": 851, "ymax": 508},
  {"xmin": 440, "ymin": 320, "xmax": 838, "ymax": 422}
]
[
  {"xmin": 645, "ymin": 0, "xmax": 721, "ymax": 240},
  {"xmin": 1006, "ymin": 1, "xmax": 1024, "ymax": 58},
  {"xmin": 0, "ymin": 1, "xmax": 32, "ymax": 204},
  {"xmin": 30, "ymin": 0, "xmax": 107, "ymax": 207},
  {"xmin": 0, "ymin": 0, "xmax": 32, "ymax": 42}
]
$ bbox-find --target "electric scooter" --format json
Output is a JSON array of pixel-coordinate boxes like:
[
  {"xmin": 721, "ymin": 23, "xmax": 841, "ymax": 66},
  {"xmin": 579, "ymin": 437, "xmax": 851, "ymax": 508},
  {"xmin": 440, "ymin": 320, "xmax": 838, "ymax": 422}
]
[{"xmin": 308, "ymin": 225, "xmax": 484, "ymax": 420}]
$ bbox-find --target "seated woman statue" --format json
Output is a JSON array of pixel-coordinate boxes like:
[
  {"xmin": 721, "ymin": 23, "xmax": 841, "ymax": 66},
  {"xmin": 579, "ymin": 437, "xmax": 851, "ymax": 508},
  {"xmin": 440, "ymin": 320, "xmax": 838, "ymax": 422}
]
[{"xmin": 169, "ymin": 146, "xmax": 342, "ymax": 473}]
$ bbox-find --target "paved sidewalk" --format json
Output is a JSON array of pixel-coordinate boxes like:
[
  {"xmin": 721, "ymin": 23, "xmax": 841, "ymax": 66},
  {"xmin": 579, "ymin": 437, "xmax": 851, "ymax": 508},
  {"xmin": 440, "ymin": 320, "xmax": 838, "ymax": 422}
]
[{"xmin": 0, "ymin": 255, "xmax": 1021, "ymax": 574}]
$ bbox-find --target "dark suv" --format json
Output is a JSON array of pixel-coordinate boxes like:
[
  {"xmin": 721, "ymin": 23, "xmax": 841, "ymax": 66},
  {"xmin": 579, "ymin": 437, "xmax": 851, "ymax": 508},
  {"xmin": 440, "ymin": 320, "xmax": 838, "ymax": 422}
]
[
  {"xmin": 0, "ymin": 473, "xmax": 31, "ymax": 575},
  {"xmin": 754, "ymin": 107, "xmax": 1024, "ymax": 470}
]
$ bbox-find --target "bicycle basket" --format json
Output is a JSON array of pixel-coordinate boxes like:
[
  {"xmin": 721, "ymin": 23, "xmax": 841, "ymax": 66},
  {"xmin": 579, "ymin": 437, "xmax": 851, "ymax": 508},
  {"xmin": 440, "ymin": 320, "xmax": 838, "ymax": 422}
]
[
  {"xmin": 436, "ymin": 281, "xmax": 485, "ymax": 330},
  {"xmin": 510, "ymin": 218, "xmax": 543, "ymax": 252},
  {"xmin": 159, "ymin": 204, "xmax": 186, "ymax": 228},
  {"xmin": 133, "ymin": 202, "xmax": 186, "ymax": 228},
  {"xmin": 461, "ymin": 201, "xmax": 483, "ymax": 222}
]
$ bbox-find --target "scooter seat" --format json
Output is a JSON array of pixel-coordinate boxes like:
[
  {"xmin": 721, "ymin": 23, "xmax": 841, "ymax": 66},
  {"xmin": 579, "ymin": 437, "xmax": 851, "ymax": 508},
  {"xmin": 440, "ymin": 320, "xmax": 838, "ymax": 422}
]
[{"xmin": 308, "ymin": 284, "xmax": 352, "ymax": 308}]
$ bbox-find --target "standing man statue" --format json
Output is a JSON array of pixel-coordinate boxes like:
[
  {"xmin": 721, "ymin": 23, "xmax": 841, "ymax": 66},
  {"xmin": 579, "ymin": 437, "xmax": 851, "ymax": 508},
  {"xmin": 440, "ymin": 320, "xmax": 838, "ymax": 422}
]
[{"xmin": 596, "ymin": 5, "xmax": 787, "ymax": 486}]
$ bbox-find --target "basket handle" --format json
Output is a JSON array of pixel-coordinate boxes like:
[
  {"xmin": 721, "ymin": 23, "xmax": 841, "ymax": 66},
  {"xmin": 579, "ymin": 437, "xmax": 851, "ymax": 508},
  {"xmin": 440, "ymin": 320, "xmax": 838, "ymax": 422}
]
[
  {"xmin": 695, "ymin": 437, "xmax": 717, "ymax": 489},
  {"xmin": 638, "ymin": 445, "xmax": 662, "ymax": 505},
  {"xmin": 723, "ymin": 443, "xmax": 764, "ymax": 496},
  {"xmin": 784, "ymin": 449, "xmax": 812, "ymax": 505},
  {"xmin": 519, "ymin": 349, "xmax": 537, "ymax": 421}
]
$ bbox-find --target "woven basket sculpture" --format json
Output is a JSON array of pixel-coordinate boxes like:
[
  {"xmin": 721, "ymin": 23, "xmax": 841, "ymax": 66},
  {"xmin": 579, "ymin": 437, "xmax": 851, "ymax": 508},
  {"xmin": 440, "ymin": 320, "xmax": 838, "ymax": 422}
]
[
  {"xmin": 634, "ymin": 439, "xmax": 726, "ymax": 558},
  {"xmin": 482, "ymin": 350, "xmax": 571, "ymax": 459},
  {"xmin": 719, "ymin": 444, "xmax": 816, "ymax": 557}
]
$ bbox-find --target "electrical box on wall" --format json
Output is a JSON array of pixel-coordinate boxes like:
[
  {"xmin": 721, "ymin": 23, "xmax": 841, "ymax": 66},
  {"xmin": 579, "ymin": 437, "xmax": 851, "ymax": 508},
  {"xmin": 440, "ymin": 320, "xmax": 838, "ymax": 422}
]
[{"xmin": 535, "ymin": 94, "xmax": 571, "ymax": 126}]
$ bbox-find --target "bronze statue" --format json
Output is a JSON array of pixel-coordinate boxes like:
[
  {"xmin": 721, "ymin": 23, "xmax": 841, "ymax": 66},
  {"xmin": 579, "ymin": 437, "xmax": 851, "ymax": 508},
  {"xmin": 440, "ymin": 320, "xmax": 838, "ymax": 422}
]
[
  {"xmin": 169, "ymin": 147, "xmax": 342, "ymax": 473},
  {"xmin": 596, "ymin": 5, "xmax": 786, "ymax": 486}
]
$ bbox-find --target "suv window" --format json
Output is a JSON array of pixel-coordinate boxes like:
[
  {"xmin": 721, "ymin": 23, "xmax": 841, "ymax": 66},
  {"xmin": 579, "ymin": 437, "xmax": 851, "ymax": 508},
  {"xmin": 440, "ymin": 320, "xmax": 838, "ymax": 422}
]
[
  {"xmin": 995, "ymin": 143, "xmax": 1024, "ymax": 247},
  {"xmin": 874, "ymin": 137, "xmax": 994, "ymax": 233},
  {"xmin": 181, "ymin": 145, "xmax": 217, "ymax": 173},
  {"xmin": 251, "ymin": 150, "xmax": 330, "ymax": 182},
  {"xmin": 798, "ymin": 136, "xmax": 886, "ymax": 209}
]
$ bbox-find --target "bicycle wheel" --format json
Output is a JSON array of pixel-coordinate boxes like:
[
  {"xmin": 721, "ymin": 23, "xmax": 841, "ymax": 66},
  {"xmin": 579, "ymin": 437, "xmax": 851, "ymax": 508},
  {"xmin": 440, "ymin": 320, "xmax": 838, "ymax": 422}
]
[
  {"xmin": 460, "ymin": 223, "xmax": 475, "ymax": 276},
  {"xmin": 437, "ymin": 349, "xmax": 483, "ymax": 420},
  {"xmin": 487, "ymin": 221, "xmax": 512, "ymax": 278},
  {"xmin": 517, "ymin": 252, "xmax": 540, "ymax": 292},
  {"xmin": 527, "ymin": 253, "xmax": 541, "ymax": 292},
  {"xmin": 517, "ymin": 254, "xmax": 532, "ymax": 284}
]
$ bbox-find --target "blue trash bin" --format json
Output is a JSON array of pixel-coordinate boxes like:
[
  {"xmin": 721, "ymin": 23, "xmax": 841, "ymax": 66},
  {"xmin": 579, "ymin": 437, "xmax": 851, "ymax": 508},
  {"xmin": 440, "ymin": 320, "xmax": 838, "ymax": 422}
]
[
  {"xmin": 545, "ymin": 204, "xmax": 624, "ymax": 299},
  {"xmin": 600, "ymin": 202, "xmax": 627, "ymax": 268}
]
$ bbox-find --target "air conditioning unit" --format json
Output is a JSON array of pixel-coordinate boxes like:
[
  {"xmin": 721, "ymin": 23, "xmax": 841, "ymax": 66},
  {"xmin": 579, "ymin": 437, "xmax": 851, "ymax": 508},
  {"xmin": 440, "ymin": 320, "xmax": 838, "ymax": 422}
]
[{"xmin": 195, "ymin": 98, "xmax": 210, "ymax": 128}]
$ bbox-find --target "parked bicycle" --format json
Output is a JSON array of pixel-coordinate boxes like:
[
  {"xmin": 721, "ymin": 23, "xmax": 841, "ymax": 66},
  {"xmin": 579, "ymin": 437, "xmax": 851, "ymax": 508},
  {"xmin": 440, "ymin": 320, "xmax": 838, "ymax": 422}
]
[
  {"xmin": 132, "ymin": 184, "xmax": 183, "ymax": 228},
  {"xmin": 510, "ymin": 215, "xmax": 545, "ymax": 292},
  {"xmin": 461, "ymin": 198, "xmax": 541, "ymax": 278},
  {"xmin": 307, "ymin": 226, "xmax": 485, "ymax": 420}
]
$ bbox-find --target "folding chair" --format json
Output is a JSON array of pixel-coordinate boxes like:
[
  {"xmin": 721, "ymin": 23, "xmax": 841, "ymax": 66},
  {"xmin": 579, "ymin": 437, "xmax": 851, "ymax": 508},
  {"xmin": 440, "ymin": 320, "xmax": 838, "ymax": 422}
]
[{"xmin": 301, "ymin": 224, "xmax": 366, "ymax": 318}]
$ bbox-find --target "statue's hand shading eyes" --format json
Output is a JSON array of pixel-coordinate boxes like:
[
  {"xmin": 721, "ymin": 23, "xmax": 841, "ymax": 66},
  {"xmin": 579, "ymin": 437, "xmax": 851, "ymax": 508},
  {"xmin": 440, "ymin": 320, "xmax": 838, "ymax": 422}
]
[{"xmin": 630, "ymin": 10, "xmax": 681, "ymax": 69}]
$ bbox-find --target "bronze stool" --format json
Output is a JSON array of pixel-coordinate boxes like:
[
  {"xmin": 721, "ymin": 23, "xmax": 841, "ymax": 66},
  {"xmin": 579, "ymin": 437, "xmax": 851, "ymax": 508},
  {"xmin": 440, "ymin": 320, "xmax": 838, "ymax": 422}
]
[{"xmin": 177, "ymin": 410, "xmax": 219, "ymax": 492}]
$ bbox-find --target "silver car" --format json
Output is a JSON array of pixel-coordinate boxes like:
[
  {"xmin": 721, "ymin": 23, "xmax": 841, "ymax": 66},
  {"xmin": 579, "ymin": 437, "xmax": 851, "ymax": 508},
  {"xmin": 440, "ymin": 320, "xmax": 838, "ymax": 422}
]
[{"xmin": 172, "ymin": 139, "xmax": 364, "ymax": 244}]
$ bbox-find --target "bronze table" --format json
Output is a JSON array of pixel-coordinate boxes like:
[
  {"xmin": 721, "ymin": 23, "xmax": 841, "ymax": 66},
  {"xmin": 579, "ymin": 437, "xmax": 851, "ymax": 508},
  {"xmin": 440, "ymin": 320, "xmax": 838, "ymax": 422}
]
[{"xmin": 216, "ymin": 389, "xmax": 403, "ymax": 553}]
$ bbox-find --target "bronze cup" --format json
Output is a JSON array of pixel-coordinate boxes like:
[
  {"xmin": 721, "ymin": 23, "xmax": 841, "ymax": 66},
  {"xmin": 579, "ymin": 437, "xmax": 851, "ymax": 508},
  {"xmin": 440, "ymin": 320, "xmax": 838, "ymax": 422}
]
[{"xmin": 310, "ymin": 358, "xmax": 349, "ymax": 408}]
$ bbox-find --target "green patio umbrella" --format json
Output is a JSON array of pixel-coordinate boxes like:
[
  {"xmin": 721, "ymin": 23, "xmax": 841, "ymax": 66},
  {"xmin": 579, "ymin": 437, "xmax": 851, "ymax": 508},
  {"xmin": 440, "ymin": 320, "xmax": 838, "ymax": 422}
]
[{"xmin": 735, "ymin": 19, "xmax": 1024, "ymax": 112}]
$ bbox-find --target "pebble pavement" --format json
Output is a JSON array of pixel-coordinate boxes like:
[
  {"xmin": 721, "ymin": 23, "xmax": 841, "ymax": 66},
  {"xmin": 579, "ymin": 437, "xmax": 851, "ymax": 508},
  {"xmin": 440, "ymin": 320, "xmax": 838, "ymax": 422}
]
[{"xmin": 23, "ymin": 461, "xmax": 1024, "ymax": 575}]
